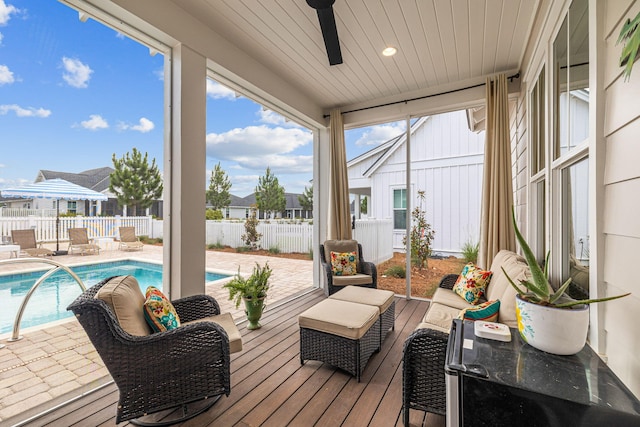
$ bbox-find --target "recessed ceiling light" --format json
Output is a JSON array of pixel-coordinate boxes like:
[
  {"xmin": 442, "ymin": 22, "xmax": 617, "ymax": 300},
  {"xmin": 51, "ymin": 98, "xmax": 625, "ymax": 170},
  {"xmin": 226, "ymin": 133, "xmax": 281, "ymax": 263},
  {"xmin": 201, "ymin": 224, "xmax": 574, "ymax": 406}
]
[{"xmin": 382, "ymin": 47, "xmax": 397, "ymax": 57}]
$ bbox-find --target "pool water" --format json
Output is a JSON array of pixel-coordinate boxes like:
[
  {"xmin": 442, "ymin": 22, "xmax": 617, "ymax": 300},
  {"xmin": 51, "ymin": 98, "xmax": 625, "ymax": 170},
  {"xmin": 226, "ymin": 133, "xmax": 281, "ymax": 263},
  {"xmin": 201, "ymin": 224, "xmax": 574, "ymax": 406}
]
[{"xmin": 0, "ymin": 260, "xmax": 228, "ymax": 335}]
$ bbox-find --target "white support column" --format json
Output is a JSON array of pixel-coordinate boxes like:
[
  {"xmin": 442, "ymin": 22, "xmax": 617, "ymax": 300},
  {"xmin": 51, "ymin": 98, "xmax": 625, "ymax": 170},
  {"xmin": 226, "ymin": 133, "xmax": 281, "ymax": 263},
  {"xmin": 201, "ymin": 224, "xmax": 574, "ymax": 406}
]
[
  {"xmin": 165, "ymin": 44, "xmax": 207, "ymax": 299},
  {"xmin": 405, "ymin": 116, "xmax": 412, "ymax": 300}
]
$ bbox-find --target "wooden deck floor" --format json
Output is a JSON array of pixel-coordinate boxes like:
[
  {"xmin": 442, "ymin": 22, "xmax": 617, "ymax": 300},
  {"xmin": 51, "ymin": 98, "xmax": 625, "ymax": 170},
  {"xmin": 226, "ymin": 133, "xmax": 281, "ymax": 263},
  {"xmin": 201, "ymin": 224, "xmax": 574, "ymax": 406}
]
[{"xmin": 21, "ymin": 289, "xmax": 445, "ymax": 427}]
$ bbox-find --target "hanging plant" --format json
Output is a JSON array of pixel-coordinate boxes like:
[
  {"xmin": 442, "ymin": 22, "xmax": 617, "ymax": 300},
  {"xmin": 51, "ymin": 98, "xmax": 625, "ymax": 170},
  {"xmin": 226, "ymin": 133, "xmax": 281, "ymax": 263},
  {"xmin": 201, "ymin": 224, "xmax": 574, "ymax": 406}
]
[{"xmin": 617, "ymin": 11, "xmax": 640, "ymax": 81}]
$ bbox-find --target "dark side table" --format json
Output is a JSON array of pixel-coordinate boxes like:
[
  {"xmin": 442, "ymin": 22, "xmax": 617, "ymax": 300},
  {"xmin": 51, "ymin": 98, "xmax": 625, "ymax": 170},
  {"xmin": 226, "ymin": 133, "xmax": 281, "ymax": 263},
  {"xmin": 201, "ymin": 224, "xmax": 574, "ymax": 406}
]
[{"xmin": 445, "ymin": 319, "xmax": 640, "ymax": 427}]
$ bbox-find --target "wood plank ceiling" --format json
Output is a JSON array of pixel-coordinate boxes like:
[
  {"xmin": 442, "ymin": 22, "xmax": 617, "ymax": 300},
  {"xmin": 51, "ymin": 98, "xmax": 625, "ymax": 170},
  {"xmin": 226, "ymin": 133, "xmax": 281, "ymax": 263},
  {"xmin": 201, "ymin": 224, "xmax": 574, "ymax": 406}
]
[{"xmin": 171, "ymin": 0, "xmax": 540, "ymax": 112}]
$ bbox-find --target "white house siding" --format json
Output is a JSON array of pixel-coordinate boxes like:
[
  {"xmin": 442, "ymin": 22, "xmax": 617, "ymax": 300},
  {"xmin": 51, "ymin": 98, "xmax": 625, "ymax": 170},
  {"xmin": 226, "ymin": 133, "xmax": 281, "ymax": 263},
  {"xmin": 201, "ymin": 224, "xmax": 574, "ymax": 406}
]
[
  {"xmin": 599, "ymin": 0, "xmax": 640, "ymax": 397},
  {"xmin": 360, "ymin": 111, "xmax": 485, "ymax": 256}
]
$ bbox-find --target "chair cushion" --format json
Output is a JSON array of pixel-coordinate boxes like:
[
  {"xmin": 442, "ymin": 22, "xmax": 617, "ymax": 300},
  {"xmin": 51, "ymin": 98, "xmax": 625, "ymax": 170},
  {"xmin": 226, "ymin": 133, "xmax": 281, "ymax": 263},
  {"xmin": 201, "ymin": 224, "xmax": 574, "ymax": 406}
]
[
  {"xmin": 143, "ymin": 286, "xmax": 181, "ymax": 332},
  {"xmin": 431, "ymin": 287, "xmax": 475, "ymax": 310},
  {"xmin": 95, "ymin": 275, "xmax": 151, "ymax": 336},
  {"xmin": 486, "ymin": 250, "xmax": 534, "ymax": 327},
  {"xmin": 298, "ymin": 299, "xmax": 378, "ymax": 340},
  {"xmin": 183, "ymin": 312, "xmax": 243, "ymax": 353},
  {"xmin": 458, "ymin": 299, "xmax": 501, "ymax": 322},
  {"xmin": 331, "ymin": 251, "xmax": 357, "ymax": 276},
  {"xmin": 324, "ymin": 240, "xmax": 359, "ymax": 270},
  {"xmin": 452, "ymin": 263, "xmax": 493, "ymax": 305},
  {"xmin": 332, "ymin": 273, "xmax": 373, "ymax": 286},
  {"xmin": 420, "ymin": 302, "xmax": 460, "ymax": 333}
]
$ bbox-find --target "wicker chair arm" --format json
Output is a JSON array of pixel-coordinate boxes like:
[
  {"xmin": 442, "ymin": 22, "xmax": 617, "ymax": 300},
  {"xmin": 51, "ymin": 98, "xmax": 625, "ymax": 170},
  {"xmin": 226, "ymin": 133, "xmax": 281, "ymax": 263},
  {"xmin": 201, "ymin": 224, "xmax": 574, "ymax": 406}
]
[
  {"xmin": 172, "ymin": 294, "xmax": 221, "ymax": 322},
  {"xmin": 438, "ymin": 274, "xmax": 459, "ymax": 290},
  {"xmin": 402, "ymin": 326, "xmax": 449, "ymax": 418},
  {"xmin": 359, "ymin": 261, "xmax": 378, "ymax": 288}
]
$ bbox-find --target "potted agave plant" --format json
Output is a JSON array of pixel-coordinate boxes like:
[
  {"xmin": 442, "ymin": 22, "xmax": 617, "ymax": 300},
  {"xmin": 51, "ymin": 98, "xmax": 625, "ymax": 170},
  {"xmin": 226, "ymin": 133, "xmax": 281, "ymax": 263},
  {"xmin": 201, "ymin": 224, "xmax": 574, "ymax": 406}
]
[
  {"xmin": 224, "ymin": 262, "xmax": 272, "ymax": 330},
  {"xmin": 504, "ymin": 208, "xmax": 629, "ymax": 355}
]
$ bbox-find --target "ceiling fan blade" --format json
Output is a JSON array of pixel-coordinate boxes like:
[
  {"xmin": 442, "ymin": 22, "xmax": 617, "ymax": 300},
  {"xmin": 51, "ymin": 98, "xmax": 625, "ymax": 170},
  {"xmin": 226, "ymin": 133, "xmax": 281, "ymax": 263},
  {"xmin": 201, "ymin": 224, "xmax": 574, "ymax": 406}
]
[{"xmin": 307, "ymin": 1, "xmax": 343, "ymax": 66}]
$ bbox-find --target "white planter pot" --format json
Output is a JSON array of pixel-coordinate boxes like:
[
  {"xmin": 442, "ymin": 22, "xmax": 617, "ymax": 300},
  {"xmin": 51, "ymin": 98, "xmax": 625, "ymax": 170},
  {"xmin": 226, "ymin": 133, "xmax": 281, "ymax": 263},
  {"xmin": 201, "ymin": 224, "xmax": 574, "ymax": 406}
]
[{"xmin": 515, "ymin": 294, "xmax": 590, "ymax": 356}]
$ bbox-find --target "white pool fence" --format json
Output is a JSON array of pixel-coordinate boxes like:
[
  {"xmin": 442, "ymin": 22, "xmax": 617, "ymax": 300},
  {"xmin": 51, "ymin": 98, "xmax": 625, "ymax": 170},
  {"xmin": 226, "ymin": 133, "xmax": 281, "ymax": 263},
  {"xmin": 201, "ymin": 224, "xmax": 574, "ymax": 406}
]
[{"xmin": 0, "ymin": 216, "xmax": 394, "ymax": 265}]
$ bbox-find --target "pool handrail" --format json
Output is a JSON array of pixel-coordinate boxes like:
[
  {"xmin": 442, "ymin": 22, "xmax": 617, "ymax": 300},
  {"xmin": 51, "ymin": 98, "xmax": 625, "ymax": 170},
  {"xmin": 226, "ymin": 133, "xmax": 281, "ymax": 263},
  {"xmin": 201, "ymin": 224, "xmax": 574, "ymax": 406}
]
[{"xmin": 0, "ymin": 257, "xmax": 86, "ymax": 343}]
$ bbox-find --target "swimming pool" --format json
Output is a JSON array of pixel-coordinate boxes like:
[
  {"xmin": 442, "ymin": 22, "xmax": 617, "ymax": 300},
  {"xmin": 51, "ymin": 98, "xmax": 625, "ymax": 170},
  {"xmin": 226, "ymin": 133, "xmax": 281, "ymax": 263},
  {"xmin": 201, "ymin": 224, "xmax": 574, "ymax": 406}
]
[{"xmin": 0, "ymin": 260, "xmax": 229, "ymax": 335}]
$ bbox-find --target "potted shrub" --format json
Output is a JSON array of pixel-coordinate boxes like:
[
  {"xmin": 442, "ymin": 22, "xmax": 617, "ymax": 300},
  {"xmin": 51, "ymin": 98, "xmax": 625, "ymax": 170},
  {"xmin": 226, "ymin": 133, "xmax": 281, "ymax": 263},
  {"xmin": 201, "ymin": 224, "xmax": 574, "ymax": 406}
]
[
  {"xmin": 224, "ymin": 262, "xmax": 272, "ymax": 330},
  {"xmin": 503, "ymin": 208, "xmax": 629, "ymax": 355}
]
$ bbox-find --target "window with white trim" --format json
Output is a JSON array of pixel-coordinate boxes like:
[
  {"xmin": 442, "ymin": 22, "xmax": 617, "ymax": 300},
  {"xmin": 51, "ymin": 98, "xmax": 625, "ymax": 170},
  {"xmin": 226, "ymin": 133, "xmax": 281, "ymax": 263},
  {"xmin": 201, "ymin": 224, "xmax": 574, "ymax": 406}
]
[{"xmin": 393, "ymin": 188, "xmax": 406, "ymax": 230}]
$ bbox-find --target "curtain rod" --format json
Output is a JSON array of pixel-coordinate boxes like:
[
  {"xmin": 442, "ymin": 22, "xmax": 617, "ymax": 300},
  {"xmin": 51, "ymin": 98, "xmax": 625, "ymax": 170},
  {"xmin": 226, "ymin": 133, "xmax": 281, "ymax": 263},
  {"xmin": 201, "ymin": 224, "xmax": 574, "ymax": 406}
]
[{"xmin": 324, "ymin": 72, "xmax": 520, "ymax": 118}]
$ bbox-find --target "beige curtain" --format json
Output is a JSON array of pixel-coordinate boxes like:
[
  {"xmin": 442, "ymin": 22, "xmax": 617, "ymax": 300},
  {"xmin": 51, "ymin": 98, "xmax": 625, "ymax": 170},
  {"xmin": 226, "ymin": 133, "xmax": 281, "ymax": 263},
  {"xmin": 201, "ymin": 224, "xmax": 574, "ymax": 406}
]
[
  {"xmin": 478, "ymin": 74, "xmax": 515, "ymax": 268},
  {"xmin": 328, "ymin": 108, "xmax": 352, "ymax": 240}
]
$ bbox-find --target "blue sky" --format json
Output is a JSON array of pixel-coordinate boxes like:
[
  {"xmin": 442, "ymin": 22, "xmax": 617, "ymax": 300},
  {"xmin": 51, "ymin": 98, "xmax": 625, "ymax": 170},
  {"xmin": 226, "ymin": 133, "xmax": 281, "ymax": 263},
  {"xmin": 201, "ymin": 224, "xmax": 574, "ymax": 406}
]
[{"xmin": 0, "ymin": 0, "xmax": 406, "ymax": 197}]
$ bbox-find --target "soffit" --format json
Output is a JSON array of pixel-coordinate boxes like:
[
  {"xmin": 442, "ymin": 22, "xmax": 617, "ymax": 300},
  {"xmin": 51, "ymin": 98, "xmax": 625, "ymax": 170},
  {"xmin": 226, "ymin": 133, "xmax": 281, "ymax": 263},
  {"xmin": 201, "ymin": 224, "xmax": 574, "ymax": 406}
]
[{"xmin": 171, "ymin": 0, "xmax": 539, "ymax": 115}]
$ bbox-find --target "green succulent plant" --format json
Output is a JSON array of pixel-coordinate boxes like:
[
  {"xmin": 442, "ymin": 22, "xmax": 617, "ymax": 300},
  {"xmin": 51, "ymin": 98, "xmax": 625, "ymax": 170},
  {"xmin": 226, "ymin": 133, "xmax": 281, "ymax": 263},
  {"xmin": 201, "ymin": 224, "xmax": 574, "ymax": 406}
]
[
  {"xmin": 503, "ymin": 207, "xmax": 629, "ymax": 308},
  {"xmin": 223, "ymin": 262, "xmax": 272, "ymax": 309},
  {"xmin": 617, "ymin": 12, "xmax": 640, "ymax": 81}
]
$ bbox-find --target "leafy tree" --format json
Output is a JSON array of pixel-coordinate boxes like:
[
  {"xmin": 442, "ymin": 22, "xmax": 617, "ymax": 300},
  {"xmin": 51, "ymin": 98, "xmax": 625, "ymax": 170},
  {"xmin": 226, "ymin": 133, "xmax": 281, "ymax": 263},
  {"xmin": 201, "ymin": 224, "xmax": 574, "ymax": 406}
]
[
  {"xmin": 206, "ymin": 208, "xmax": 223, "ymax": 220},
  {"xmin": 241, "ymin": 206, "xmax": 262, "ymax": 250},
  {"xmin": 206, "ymin": 162, "xmax": 232, "ymax": 210},
  {"xmin": 402, "ymin": 190, "xmax": 435, "ymax": 269},
  {"xmin": 298, "ymin": 185, "xmax": 313, "ymax": 212},
  {"xmin": 110, "ymin": 148, "xmax": 163, "ymax": 216},
  {"xmin": 255, "ymin": 167, "xmax": 285, "ymax": 219},
  {"xmin": 360, "ymin": 196, "xmax": 368, "ymax": 214}
]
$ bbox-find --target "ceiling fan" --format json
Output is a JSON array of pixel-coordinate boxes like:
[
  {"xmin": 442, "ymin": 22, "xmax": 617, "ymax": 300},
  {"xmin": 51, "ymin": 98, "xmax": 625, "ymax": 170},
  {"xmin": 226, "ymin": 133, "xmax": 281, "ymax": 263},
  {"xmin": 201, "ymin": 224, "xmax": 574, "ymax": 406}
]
[{"xmin": 306, "ymin": 0, "xmax": 343, "ymax": 66}]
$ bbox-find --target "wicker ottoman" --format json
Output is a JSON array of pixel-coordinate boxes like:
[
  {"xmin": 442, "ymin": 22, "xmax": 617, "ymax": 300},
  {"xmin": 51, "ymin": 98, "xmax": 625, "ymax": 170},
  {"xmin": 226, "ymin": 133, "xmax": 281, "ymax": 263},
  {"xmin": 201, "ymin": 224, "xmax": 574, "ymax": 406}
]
[
  {"xmin": 328, "ymin": 286, "xmax": 395, "ymax": 346},
  {"xmin": 299, "ymin": 299, "xmax": 380, "ymax": 381}
]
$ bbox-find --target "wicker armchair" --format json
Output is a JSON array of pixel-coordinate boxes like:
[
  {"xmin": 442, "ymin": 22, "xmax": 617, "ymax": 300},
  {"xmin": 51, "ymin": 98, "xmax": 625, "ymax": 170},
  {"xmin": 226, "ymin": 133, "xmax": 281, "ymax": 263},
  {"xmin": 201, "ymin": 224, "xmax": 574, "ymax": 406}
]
[
  {"xmin": 320, "ymin": 239, "xmax": 377, "ymax": 295},
  {"xmin": 67, "ymin": 277, "xmax": 236, "ymax": 425},
  {"xmin": 402, "ymin": 273, "xmax": 457, "ymax": 424}
]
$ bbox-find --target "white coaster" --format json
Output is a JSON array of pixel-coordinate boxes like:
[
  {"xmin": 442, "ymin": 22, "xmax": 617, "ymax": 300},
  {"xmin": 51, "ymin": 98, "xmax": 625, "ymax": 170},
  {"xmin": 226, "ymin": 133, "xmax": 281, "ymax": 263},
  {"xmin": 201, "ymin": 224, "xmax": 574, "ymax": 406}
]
[{"xmin": 474, "ymin": 321, "xmax": 512, "ymax": 342}]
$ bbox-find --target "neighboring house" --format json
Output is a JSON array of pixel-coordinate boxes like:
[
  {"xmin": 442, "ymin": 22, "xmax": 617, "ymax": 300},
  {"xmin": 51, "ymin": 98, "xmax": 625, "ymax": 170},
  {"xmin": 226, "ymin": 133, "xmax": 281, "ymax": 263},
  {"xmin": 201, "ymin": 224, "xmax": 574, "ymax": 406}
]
[
  {"xmin": 8, "ymin": 167, "xmax": 164, "ymax": 217},
  {"xmin": 347, "ymin": 111, "xmax": 485, "ymax": 256},
  {"xmin": 211, "ymin": 192, "xmax": 312, "ymax": 220}
]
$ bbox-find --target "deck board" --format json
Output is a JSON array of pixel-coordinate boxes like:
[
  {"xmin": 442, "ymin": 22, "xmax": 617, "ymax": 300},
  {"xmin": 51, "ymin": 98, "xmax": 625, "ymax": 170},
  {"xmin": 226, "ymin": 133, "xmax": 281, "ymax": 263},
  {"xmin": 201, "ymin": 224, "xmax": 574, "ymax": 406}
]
[{"xmin": 20, "ymin": 289, "xmax": 445, "ymax": 427}]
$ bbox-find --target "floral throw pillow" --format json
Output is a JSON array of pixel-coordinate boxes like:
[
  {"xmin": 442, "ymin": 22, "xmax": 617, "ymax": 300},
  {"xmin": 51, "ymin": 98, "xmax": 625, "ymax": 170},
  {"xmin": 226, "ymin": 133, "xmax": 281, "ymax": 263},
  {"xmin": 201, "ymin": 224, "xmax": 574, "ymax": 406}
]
[
  {"xmin": 452, "ymin": 263, "xmax": 493, "ymax": 305},
  {"xmin": 458, "ymin": 299, "xmax": 501, "ymax": 322},
  {"xmin": 143, "ymin": 286, "xmax": 181, "ymax": 332},
  {"xmin": 330, "ymin": 251, "xmax": 357, "ymax": 276}
]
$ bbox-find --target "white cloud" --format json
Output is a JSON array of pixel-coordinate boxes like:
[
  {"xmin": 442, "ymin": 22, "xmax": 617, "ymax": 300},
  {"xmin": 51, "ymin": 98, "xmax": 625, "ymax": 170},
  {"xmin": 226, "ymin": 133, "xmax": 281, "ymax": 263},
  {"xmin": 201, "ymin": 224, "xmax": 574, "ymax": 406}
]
[
  {"xmin": 207, "ymin": 125, "xmax": 311, "ymax": 159},
  {"xmin": 78, "ymin": 114, "xmax": 108, "ymax": 130},
  {"xmin": 0, "ymin": 1, "xmax": 19, "ymax": 26},
  {"xmin": 257, "ymin": 109, "xmax": 303, "ymax": 128},
  {"xmin": 355, "ymin": 121, "xmax": 406, "ymax": 146},
  {"xmin": 0, "ymin": 163, "xmax": 5, "ymax": 168},
  {"xmin": 61, "ymin": 57, "xmax": 93, "ymax": 88},
  {"xmin": 0, "ymin": 33, "xmax": 4, "ymax": 46},
  {"xmin": 0, "ymin": 64, "xmax": 13, "ymax": 84},
  {"xmin": 0, "ymin": 104, "xmax": 51, "ymax": 117},
  {"xmin": 206, "ymin": 125, "xmax": 312, "ymax": 173},
  {"xmin": 154, "ymin": 67, "xmax": 164, "ymax": 81},
  {"xmin": 233, "ymin": 154, "xmax": 313, "ymax": 174},
  {"xmin": 206, "ymin": 79, "xmax": 237, "ymax": 100},
  {"xmin": 119, "ymin": 117, "xmax": 154, "ymax": 133}
]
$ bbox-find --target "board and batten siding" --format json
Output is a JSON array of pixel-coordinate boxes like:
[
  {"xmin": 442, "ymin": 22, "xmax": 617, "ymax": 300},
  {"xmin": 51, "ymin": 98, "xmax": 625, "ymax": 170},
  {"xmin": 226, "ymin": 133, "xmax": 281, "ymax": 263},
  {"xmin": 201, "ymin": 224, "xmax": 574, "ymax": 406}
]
[
  {"xmin": 358, "ymin": 110, "xmax": 485, "ymax": 256},
  {"xmin": 600, "ymin": 0, "xmax": 640, "ymax": 397}
]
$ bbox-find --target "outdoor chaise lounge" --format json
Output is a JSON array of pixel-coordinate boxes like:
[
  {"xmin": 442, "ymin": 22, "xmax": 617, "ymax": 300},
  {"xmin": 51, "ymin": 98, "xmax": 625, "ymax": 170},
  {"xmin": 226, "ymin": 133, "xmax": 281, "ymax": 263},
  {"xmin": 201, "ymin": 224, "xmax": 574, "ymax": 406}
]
[
  {"xmin": 118, "ymin": 226, "xmax": 144, "ymax": 251},
  {"xmin": 320, "ymin": 239, "xmax": 377, "ymax": 295},
  {"xmin": 11, "ymin": 229, "xmax": 53, "ymax": 258},
  {"xmin": 67, "ymin": 227, "xmax": 100, "ymax": 255},
  {"xmin": 67, "ymin": 275, "xmax": 242, "ymax": 425}
]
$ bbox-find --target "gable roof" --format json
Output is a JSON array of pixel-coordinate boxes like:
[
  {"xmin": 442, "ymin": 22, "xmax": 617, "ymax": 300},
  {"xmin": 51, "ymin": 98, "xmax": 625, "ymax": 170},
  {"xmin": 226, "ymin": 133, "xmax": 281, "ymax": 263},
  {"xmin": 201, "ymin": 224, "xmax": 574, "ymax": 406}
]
[
  {"xmin": 37, "ymin": 167, "xmax": 114, "ymax": 193},
  {"xmin": 347, "ymin": 117, "xmax": 430, "ymax": 178}
]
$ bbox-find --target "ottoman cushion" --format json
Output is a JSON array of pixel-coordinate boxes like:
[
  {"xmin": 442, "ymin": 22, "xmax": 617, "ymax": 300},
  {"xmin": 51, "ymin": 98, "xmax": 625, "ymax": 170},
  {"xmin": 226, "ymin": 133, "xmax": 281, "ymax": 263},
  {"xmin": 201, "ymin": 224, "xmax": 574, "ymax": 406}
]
[
  {"xmin": 298, "ymin": 299, "xmax": 378, "ymax": 340},
  {"xmin": 329, "ymin": 286, "xmax": 394, "ymax": 313}
]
